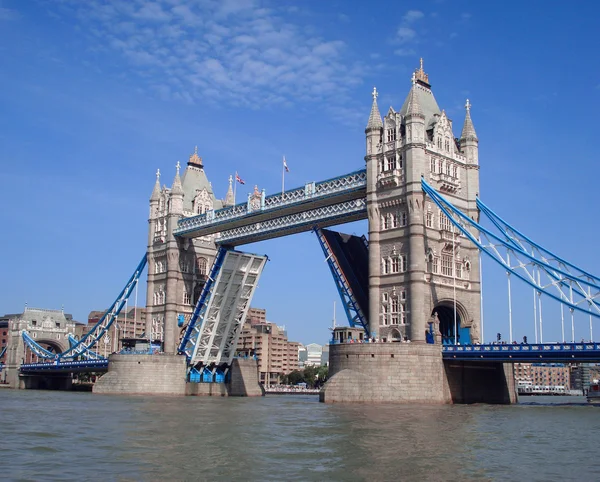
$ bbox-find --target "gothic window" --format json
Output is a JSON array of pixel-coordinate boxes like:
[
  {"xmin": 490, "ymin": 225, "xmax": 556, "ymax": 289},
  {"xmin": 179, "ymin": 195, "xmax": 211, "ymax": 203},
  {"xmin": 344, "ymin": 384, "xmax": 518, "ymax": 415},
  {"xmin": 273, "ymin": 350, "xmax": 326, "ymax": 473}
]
[
  {"xmin": 391, "ymin": 213, "xmax": 398, "ymax": 228},
  {"xmin": 183, "ymin": 292, "xmax": 191, "ymax": 305},
  {"xmin": 445, "ymin": 138, "xmax": 450, "ymax": 152},
  {"xmin": 386, "ymin": 128, "xmax": 396, "ymax": 142},
  {"xmin": 437, "ymin": 137, "xmax": 442, "ymax": 149},
  {"xmin": 438, "ymin": 159, "xmax": 443, "ymax": 173},
  {"xmin": 452, "ymin": 165, "xmax": 458, "ymax": 178},
  {"xmin": 401, "ymin": 254, "xmax": 407, "ymax": 272},
  {"xmin": 445, "ymin": 162, "xmax": 451, "ymax": 176},
  {"xmin": 381, "ymin": 303, "xmax": 389, "ymax": 326},
  {"xmin": 383, "ymin": 214, "xmax": 391, "ymax": 230},
  {"xmin": 430, "ymin": 158, "xmax": 436, "ymax": 173},
  {"xmin": 426, "ymin": 211, "xmax": 433, "ymax": 228},
  {"xmin": 399, "ymin": 211, "xmax": 407, "ymax": 227},
  {"xmin": 382, "ymin": 292, "xmax": 389, "ymax": 303},
  {"xmin": 441, "ymin": 255, "xmax": 453, "ymax": 276},
  {"xmin": 391, "ymin": 297, "xmax": 399, "ymax": 313},
  {"xmin": 196, "ymin": 257, "xmax": 208, "ymax": 275},
  {"xmin": 439, "ymin": 212, "xmax": 452, "ymax": 231},
  {"xmin": 426, "ymin": 252, "xmax": 434, "ymax": 272},
  {"xmin": 382, "ymin": 258, "xmax": 391, "ymax": 275},
  {"xmin": 398, "ymin": 155, "xmax": 403, "ymax": 169},
  {"xmin": 180, "ymin": 259, "xmax": 190, "ymax": 273},
  {"xmin": 455, "ymin": 262, "xmax": 462, "ymax": 279},
  {"xmin": 432, "ymin": 257, "xmax": 439, "ymax": 273},
  {"xmin": 392, "ymin": 257, "xmax": 399, "ymax": 273}
]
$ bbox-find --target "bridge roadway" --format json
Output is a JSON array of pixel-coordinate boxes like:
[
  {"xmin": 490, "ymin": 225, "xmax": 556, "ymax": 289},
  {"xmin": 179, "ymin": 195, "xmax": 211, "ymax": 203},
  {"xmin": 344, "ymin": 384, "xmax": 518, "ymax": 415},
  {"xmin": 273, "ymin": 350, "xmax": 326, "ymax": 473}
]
[
  {"xmin": 174, "ymin": 169, "xmax": 366, "ymax": 245},
  {"xmin": 443, "ymin": 342, "xmax": 600, "ymax": 362}
]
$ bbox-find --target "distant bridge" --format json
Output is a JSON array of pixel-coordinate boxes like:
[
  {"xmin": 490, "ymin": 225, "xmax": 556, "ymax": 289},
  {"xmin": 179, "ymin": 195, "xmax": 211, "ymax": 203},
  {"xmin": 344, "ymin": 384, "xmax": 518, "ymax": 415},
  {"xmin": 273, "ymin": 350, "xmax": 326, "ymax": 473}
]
[{"xmin": 442, "ymin": 343, "xmax": 600, "ymax": 362}]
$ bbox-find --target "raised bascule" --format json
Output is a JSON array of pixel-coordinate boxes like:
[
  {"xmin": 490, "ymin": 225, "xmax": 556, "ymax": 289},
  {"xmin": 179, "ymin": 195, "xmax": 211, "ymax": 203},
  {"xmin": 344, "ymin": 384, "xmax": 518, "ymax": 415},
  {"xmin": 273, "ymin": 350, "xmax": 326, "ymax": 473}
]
[{"xmin": 8, "ymin": 60, "xmax": 600, "ymax": 403}]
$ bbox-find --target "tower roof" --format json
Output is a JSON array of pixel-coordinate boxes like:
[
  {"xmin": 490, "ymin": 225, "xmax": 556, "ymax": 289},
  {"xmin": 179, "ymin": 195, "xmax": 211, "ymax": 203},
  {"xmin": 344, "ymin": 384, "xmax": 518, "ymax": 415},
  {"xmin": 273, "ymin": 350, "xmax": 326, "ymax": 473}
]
[
  {"xmin": 171, "ymin": 162, "xmax": 184, "ymax": 195},
  {"xmin": 460, "ymin": 99, "xmax": 478, "ymax": 141},
  {"xmin": 224, "ymin": 175, "xmax": 234, "ymax": 207},
  {"xmin": 180, "ymin": 148, "xmax": 223, "ymax": 212},
  {"xmin": 399, "ymin": 59, "xmax": 441, "ymax": 127},
  {"xmin": 366, "ymin": 87, "xmax": 383, "ymax": 130},
  {"xmin": 150, "ymin": 169, "xmax": 161, "ymax": 201}
]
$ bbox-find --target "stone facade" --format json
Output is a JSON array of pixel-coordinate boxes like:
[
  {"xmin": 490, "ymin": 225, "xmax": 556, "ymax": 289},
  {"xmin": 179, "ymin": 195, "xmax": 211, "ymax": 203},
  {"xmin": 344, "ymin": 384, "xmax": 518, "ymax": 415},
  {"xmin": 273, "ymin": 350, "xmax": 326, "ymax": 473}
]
[
  {"xmin": 145, "ymin": 149, "xmax": 234, "ymax": 354},
  {"xmin": 365, "ymin": 60, "xmax": 481, "ymax": 344}
]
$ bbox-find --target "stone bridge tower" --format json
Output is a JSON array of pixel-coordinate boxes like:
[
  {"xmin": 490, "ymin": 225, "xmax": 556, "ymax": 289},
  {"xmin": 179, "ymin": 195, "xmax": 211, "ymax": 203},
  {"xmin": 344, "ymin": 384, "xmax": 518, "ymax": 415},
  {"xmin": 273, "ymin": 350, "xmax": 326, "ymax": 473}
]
[
  {"xmin": 146, "ymin": 148, "xmax": 234, "ymax": 354},
  {"xmin": 4, "ymin": 307, "xmax": 76, "ymax": 386},
  {"xmin": 365, "ymin": 60, "xmax": 481, "ymax": 345}
]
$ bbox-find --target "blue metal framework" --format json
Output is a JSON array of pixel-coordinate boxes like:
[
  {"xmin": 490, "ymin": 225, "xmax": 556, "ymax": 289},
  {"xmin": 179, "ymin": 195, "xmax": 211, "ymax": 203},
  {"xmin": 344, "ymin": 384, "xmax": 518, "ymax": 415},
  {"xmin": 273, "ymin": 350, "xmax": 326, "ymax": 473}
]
[
  {"xmin": 68, "ymin": 334, "xmax": 103, "ymax": 360},
  {"xmin": 314, "ymin": 228, "xmax": 369, "ymax": 333},
  {"xmin": 22, "ymin": 255, "xmax": 147, "ymax": 360},
  {"xmin": 421, "ymin": 179, "xmax": 600, "ymax": 319},
  {"xmin": 20, "ymin": 359, "xmax": 109, "ymax": 373},
  {"xmin": 443, "ymin": 343, "xmax": 600, "ymax": 362},
  {"xmin": 175, "ymin": 169, "xmax": 366, "ymax": 238},
  {"xmin": 178, "ymin": 246, "xmax": 229, "ymax": 361},
  {"xmin": 0, "ymin": 346, "xmax": 5, "ymax": 359}
]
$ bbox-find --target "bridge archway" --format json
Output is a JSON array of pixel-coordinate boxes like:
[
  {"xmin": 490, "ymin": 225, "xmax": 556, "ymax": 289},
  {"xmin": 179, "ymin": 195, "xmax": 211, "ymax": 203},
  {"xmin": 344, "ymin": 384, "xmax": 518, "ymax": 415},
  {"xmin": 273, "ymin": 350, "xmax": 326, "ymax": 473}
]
[
  {"xmin": 24, "ymin": 338, "xmax": 67, "ymax": 363},
  {"xmin": 432, "ymin": 301, "xmax": 470, "ymax": 345}
]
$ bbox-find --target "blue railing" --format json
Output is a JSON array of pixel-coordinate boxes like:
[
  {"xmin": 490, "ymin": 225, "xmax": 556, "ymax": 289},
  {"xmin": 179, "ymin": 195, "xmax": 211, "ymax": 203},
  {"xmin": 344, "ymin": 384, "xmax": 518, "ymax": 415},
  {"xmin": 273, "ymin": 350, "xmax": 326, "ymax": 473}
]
[
  {"xmin": 442, "ymin": 343, "xmax": 600, "ymax": 362},
  {"xmin": 20, "ymin": 359, "xmax": 109, "ymax": 372}
]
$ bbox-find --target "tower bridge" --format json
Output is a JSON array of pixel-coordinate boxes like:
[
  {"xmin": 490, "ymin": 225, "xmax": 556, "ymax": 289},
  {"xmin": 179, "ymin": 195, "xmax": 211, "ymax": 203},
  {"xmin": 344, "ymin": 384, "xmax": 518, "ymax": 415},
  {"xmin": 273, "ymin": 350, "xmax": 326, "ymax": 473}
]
[{"xmin": 10, "ymin": 60, "xmax": 600, "ymax": 403}]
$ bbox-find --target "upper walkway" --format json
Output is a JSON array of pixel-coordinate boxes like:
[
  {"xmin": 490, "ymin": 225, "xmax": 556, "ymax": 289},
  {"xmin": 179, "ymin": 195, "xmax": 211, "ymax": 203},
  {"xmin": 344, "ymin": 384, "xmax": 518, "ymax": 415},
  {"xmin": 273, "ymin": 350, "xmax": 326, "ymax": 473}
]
[
  {"xmin": 19, "ymin": 359, "xmax": 109, "ymax": 374},
  {"xmin": 443, "ymin": 343, "xmax": 600, "ymax": 362},
  {"xmin": 174, "ymin": 169, "xmax": 367, "ymax": 245}
]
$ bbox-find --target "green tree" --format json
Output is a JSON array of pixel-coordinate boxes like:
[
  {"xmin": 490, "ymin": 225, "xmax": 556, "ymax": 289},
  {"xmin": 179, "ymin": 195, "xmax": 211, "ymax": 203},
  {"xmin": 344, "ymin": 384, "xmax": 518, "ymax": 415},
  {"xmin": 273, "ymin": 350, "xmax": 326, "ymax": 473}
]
[
  {"xmin": 303, "ymin": 366, "xmax": 317, "ymax": 388},
  {"xmin": 287, "ymin": 370, "xmax": 304, "ymax": 385}
]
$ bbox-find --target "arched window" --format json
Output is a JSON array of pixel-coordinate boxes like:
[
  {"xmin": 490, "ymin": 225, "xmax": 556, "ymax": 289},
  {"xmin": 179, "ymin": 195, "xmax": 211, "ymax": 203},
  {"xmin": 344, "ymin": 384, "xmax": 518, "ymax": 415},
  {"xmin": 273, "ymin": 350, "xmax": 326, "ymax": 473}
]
[{"xmin": 196, "ymin": 257, "xmax": 208, "ymax": 276}]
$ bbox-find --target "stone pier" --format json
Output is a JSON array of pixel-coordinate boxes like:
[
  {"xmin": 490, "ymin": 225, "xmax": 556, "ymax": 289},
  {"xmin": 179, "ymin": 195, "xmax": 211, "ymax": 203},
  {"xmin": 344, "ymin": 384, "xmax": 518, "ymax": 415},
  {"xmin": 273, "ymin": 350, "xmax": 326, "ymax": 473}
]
[
  {"xmin": 320, "ymin": 343, "xmax": 516, "ymax": 404},
  {"xmin": 93, "ymin": 354, "xmax": 264, "ymax": 397}
]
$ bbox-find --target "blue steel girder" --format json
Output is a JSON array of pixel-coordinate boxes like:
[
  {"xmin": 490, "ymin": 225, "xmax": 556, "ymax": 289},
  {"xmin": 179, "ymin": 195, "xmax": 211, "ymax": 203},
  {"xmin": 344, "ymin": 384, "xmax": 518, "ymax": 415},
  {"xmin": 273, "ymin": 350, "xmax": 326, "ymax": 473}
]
[
  {"xmin": 19, "ymin": 359, "xmax": 109, "ymax": 373},
  {"xmin": 216, "ymin": 198, "xmax": 367, "ymax": 246},
  {"xmin": 443, "ymin": 343, "xmax": 600, "ymax": 362},
  {"xmin": 421, "ymin": 179, "xmax": 600, "ymax": 319},
  {"xmin": 314, "ymin": 228, "xmax": 369, "ymax": 333},
  {"xmin": 67, "ymin": 334, "xmax": 104, "ymax": 360},
  {"xmin": 174, "ymin": 169, "xmax": 367, "ymax": 239},
  {"xmin": 0, "ymin": 346, "xmax": 5, "ymax": 359},
  {"xmin": 22, "ymin": 255, "xmax": 147, "ymax": 360},
  {"xmin": 178, "ymin": 246, "xmax": 229, "ymax": 361}
]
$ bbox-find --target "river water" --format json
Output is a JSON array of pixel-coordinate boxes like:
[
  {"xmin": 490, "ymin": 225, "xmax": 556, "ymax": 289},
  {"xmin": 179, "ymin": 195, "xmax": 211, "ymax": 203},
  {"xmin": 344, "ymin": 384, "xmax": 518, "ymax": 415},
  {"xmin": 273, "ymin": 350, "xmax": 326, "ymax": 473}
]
[{"xmin": 1, "ymin": 390, "xmax": 598, "ymax": 481}]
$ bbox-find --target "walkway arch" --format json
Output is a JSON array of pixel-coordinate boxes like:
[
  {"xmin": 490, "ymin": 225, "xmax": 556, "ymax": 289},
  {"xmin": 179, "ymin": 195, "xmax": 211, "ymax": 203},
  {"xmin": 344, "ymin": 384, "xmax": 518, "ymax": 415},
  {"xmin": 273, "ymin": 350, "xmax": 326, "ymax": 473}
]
[{"xmin": 432, "ymin": 301, "xmax": 471, "ymax": 345}]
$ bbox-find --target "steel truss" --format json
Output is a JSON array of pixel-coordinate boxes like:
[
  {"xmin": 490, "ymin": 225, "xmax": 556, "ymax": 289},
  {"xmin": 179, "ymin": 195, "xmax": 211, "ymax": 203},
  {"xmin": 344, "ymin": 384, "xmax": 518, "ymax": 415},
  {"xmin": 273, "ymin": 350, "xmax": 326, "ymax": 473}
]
[
  {"xmin": 179, "ymin": 248, "xmax": 267, "ymax": 372},
  {"xmin": 22, "ymin": 255, "xmax": 147, "ymax": 360},
  {"xmin": 0, "ymin": 346, "xmax": 5, "ymax": 359},
  {"xmin": 314, "ymin": 228, "xmax": 369, "ymax": 333},
  {"xmin": 175, "ymin": 169, "xmax": 366, "ymax": 237},
  {"xmin": 67, "ymin": 334, "xmax": 103, "ymax": 360},
  {"xmin": 216, "ymin": 198, "xmax": 367, "ymax": 246},
  {"xmin": 422, "ymin": 179, "xmax": 600, "ymax": 319}
]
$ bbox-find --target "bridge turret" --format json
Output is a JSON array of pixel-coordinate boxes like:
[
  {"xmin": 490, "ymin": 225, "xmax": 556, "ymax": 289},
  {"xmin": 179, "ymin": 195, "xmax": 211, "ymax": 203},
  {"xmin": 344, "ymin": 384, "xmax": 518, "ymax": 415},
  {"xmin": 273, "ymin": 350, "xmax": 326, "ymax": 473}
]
[
  {"xmin": 149, "ymin": 169, "xmax": 161, "ymax": 219},
  {"xmin": 169, "ymin": 162, "xmax": 184, "ymax": 215},
  {"xmin": 365, "ymin": 87, "xmax": 383, "ymax": 338},
  {"xmin": 459, "ymin": 99, "xmax": 478, "ymax": 165}
]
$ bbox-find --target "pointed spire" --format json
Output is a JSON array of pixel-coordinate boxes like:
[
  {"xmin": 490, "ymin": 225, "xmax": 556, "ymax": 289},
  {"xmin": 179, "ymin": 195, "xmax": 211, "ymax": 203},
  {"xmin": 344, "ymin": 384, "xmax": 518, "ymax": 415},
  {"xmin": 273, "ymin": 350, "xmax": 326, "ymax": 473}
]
[
  {"xmin": 171, "ymin": 161, "xmax": 183, "ymax": 195},
  {"xmin": 405, "ymin": 73, "xmax": 424, "ymax": 118},
  {"xmin": 224, "ymin": 175, "xmax": 234, "ymax": 206},
  {"xmin": 460, "ymin": 99, "xmax": 478, "ymax": 141},
  {"xmin": 150, "ymin": 168, "xmax": 161, "ymax": 200},
  {"xmin": 366, "ymin": 86, "xmax": 383, "ymax": 130},
  {"xmin": 188, "ymin": 145, "xmax": 203, "ymax": 168}
]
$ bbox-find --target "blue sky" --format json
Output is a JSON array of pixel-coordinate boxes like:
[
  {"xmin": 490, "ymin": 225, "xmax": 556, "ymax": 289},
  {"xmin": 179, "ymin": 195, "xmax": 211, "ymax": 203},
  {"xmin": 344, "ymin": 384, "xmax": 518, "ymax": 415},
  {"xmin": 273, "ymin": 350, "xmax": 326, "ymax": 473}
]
[{"xmin": 1, "ymin": 0, "xmax": 599, "ymax": 346}]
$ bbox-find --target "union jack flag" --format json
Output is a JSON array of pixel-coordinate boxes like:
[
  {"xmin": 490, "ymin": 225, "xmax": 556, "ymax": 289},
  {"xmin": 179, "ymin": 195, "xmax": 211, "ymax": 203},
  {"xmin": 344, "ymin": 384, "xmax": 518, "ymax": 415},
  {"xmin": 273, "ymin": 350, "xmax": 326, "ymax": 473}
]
[{"xmin": 235, "ymin": 173, "xmax": 245, "ymax": 185}]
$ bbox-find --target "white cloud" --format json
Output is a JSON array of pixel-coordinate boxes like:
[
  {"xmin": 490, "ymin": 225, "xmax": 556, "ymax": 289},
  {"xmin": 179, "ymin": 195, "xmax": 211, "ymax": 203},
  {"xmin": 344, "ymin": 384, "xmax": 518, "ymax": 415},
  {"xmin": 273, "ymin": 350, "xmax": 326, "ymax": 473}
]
[
  {"xmin": 394, "ymin": 48, "xmax": 416, "ymax": 57},
  {"xmin": 51, "ymin": 0, "xmax": 366, "ymax": 118},
  {"xmin": 396, "ymin": 26, "xmax": 416, "ymax": 44},
  {"xmin": 402, "ymin": 10, "xmax": 424, "ymax": 23},
  {"xmin": 461, "ymin": 12, "xmax": 472, "ymax": 21},
  {"xmin": 0, "ymin": 6, "xmax": 18, "ymax": 20},
  {"xmin": 393, "ymin": 9, "xmax": 424, "ymax": 46}
]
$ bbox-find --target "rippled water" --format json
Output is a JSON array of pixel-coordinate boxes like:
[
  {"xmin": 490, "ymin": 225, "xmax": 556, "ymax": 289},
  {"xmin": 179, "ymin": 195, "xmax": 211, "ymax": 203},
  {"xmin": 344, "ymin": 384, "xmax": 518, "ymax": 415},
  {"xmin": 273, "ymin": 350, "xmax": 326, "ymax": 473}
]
[{"xmin": 1, "ymin": 390, "xmax": 599, "ymax": 481}]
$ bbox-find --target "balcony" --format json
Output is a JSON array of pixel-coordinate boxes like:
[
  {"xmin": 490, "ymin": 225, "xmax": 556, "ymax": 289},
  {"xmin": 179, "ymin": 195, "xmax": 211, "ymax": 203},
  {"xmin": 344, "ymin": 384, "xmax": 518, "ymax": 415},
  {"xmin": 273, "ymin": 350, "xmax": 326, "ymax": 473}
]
[
  {"xmin": 377, "ymin": 168, "xmax": 404, "ymax": 189},
  {"xmin": 431, "ymin": 172, "xmax": 460, "ymax": 193}
]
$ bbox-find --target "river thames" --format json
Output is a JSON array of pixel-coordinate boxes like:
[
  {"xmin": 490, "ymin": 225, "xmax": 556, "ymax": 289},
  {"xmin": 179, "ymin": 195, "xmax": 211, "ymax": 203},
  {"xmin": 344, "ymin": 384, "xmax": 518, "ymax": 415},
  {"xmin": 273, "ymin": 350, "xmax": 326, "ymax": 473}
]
[{"xmin": 1, "ymin": 390, "xmax": 598, "ymax": 481}]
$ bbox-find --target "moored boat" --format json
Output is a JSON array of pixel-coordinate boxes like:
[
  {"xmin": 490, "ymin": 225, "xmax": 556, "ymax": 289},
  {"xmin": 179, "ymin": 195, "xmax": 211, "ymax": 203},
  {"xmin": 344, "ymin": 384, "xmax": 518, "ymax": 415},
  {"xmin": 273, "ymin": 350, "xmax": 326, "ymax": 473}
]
[{"xmin": 587, "ymin": 383, "xmax": 600, "ymax": 403}]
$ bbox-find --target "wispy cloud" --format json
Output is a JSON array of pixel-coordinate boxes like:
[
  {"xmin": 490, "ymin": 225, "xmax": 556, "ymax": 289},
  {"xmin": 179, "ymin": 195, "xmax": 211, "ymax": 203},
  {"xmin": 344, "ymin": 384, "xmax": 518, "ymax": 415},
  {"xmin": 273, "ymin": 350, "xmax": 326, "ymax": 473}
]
[
  {"xmin": 393, "ymin": 9, "xmax": 424, "ymax": 55},
  {"xmin": 0, "ymin": 5, "xmax": 19, "ymax": 21},
  {"xmin": 50, "ymin": 0, "xmax": 366, "ymax": 121}
]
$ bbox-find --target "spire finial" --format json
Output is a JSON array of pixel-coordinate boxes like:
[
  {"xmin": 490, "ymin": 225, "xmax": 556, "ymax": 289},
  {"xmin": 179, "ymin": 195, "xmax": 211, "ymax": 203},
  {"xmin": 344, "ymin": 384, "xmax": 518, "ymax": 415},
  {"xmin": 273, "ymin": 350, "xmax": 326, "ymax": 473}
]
[
  {"xmin": 372, "ymin": 86, "xmax": 378, "ymax": 101},
  {"xmin": 420, "ymin": 57, "xmax": 424, "ymax": 71},
  {"xmin": 176, "ymin": 161, "xmax": 181, "ymax": 175},
  {"xmin": 465, "ymin": 99, "xmax": 471, "ymax": 112},
  {"xmin": 414, "ymin": 58, "xmax": 430, "ymax": 86},
  {"xmin": 229, "ymin": 174, "xmax": 233, "ymax": 185},
  {"xmin": 411, "ymin": 72, "xmax": 416, "ymax": 86},
  {"xmin": 156, "ymin": 169, "xmax": 160, "ymax": 181},
  {"xmin": 194, "ymin": 145, "xmax": 198, "ymax": 155},
  {"xmin": 366, "ymin": 85, "xmax": 383, "ymax": 130}
]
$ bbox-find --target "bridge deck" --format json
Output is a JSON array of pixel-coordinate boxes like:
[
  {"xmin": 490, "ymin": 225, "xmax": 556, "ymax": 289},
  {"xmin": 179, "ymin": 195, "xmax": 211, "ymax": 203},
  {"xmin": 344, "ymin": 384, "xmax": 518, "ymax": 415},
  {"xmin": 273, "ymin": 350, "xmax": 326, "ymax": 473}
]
[
  {"xmin": 443, "ymin": 343, "xmax": 600, "ymax": 362},
  {"xmin": 174, "ymin": 169, "xmax": 366, "ymax": 242},
  {"xmin": 20, "ymin": 359, "xmax": 109, "ymax": 374}
]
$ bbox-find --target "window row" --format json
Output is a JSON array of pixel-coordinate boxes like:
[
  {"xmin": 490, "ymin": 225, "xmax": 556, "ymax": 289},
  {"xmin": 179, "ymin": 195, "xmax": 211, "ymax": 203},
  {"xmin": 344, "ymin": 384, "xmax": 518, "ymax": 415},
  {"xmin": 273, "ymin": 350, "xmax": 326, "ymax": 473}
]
[
  {"xmin": 386, "ymin": 127, "xmax": 397, "ymax": 143},
  {"xmin": 379, "ymin": 155, "xmax": 403, "ymax": 173},
  {"xmin": 381, "ymin": 292, "xmax": 407, "ymax": 325},
  {"xmin": 153, "ymin": 288, "xmax": 166, "ymax": 305},
  {"xmin": 381, "ymin": 211, "xmax": 407, "ymax": 230},
  {"xmin": 435, "ymin": 136, "xmax": 453, "ymax": 153},
  {"xmin": 427, "ymin": 253, "xmax": 471, "ymax": 279},
  {"xmin": 154, "ymin": 257, "xmax": 208, "ymax": 275},
  {"xmin": 430, "ymin": 157, "xmax": 459, "ymax": 178},
  {"xmin": 382, "ymin": 255, "xmax": 408, "ymax": 275}
]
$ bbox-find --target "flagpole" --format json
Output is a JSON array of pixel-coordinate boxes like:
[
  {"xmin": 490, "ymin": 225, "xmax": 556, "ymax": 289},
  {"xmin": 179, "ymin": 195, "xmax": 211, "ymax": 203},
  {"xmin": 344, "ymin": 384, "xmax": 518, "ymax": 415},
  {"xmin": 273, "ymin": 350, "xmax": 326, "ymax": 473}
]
[
  {"xmin": 234, "ymin": 171, "xmax": 237, "ymax": 204},
  {"xmin": 281, "ymin": 156, "xmax": 285, "ymax": 195}
]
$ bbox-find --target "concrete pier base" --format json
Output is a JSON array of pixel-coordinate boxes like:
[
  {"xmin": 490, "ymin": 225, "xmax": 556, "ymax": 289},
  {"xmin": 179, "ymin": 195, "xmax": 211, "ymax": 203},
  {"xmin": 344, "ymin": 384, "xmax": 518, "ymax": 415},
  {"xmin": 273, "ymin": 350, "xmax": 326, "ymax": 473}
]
[
  {"xmin": 320, "ymin": 343, "xmax": 516, "ymax": 404},
  {"xmin": 93, "ymin": 354, "xmax": 264, "ymax": 397}
]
